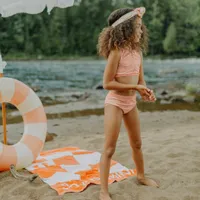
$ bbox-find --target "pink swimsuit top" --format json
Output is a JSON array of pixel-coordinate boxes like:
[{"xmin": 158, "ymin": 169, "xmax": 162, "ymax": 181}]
[{"xmin": 115, "ymin": 49, "xmax": 141, "ymax": 77}]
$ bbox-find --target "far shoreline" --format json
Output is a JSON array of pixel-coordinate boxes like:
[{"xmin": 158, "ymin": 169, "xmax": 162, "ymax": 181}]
[{"xmin": 2, "ymin": 53, "xmax": 200, "ymax": 62}]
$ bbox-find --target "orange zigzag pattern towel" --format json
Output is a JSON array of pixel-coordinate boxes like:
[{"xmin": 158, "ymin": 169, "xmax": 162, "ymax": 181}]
[{"xmin": 26, "ymin": 147, "xmax": 136, "ymax": 195}]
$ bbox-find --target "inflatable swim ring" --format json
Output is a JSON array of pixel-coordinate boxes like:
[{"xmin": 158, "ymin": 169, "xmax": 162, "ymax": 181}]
[{"xmin": 0, "ymin": 77, "xmax": 47, "ymax": 171}]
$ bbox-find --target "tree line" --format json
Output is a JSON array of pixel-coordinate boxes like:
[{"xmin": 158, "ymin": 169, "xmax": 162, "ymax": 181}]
[{"xmin": 0, "ymin": 0, "xmax": 200, "ymax": 59}]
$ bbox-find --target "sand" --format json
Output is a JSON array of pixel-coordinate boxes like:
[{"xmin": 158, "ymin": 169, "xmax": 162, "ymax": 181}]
[{"xmin": 0, "ymin": 109, "xmax": 200, "ymax": 200}]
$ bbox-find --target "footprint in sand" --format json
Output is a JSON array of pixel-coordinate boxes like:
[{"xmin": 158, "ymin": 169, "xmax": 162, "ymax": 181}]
[{"xmin": 167, "ymin": 152, "xmax": 185, "ymax": 158}]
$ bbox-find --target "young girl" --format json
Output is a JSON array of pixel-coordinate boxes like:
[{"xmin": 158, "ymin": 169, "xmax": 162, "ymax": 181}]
[{"xmin": 97, "ymin": 7, "xmax": 159, "ymax": 200}]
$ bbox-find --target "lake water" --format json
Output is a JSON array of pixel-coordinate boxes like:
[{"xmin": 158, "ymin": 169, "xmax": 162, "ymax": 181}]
[{"xmin": 3, "ymin": 58, "xmax": 200, "ymax": 95}]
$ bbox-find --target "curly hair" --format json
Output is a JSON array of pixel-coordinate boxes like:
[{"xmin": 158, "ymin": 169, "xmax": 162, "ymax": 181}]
[{"xmin": 97, "ymin": 8, "xmax": 149, "ymax": 58}]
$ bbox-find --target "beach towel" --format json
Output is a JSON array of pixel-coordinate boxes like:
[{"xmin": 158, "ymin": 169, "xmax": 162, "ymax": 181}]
[{"xmin": 26, "ymin": 147, "xmax": 136, "ymax": 195}]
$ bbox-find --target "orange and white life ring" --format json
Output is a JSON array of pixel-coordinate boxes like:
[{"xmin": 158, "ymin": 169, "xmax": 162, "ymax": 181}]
[{"xmin": 0, "ymin": 77, "xmax": 47, "ymax": 171}]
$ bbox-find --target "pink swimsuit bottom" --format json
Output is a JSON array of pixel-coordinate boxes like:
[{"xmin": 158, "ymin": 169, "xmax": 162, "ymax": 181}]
[{"xmin": 105, "ymin": 91, "xmax": 137, "ymax": 114}]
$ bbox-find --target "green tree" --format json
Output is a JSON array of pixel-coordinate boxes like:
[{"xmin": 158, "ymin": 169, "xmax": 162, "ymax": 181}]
[
  {"xmin": 169, "ymin": 0, "xmax": 200, "ymax": 55},
  {"xmin": 163, "ymin": 22, "xmax": 177, "ymax": 54}
]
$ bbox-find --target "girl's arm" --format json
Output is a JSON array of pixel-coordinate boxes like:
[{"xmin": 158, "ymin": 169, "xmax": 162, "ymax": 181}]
[
  {"xmin": 103, "ymin": 49, "xmax": 137, "ymax": 91},
  {"xmin": 138, "ymin": 52, "xmax": 156, "ymax": 101},
  {"xmin": 138, "ymin": 52, "xmax": 147, "ymax": 86}
]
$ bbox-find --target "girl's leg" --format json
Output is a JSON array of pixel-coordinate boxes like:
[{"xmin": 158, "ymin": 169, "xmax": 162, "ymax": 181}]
[
  {"xmin": 99, "ymin": 105, "xmax": 123, "ymax": 200},
  {"xmin": 123, "ymin": 106, "xmax": 159, "ymax": 187}
]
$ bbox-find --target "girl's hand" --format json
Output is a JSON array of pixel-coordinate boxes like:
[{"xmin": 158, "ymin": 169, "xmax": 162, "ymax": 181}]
[
  {"xmin": 142, "ymin": 90, "xmax": 156, "ymax": 102},
  {"xmin": 135, "ymin": 84, "xmax": 151, "ymax": 97}
]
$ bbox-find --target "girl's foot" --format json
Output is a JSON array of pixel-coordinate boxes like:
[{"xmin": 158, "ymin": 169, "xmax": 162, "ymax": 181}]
[
  {"xmin": 137, "ymin": 177, "xmax": 159, "ymax": 188},
  {"xmin": 99, "ymin": 190, "xmax": 112, "ymax": 200}
]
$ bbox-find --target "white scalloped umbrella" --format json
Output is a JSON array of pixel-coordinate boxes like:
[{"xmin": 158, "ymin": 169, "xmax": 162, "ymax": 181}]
[{"xmin": 0, "ymin": 0, "xmax": 74, "ymax": 17}]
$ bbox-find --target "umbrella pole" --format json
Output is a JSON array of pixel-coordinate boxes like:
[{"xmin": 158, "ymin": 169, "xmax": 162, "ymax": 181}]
[{"xmin": 0, "ymin": 73, "xmax": 7, "ymax": 145}]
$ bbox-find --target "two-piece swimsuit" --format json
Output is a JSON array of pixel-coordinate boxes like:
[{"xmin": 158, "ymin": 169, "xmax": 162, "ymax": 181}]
[{"xmin": 104, "ymin": 48, "xmax": 141, "ymax": 114}]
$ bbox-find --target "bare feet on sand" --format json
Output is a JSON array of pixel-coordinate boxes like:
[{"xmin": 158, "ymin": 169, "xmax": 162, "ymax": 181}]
[
  {"xmin": 137, "ymin": 177, "xmax": 159, "ymax": 188},
  {"xmin": 99, "ymin": 191, "xmax": 112, "ymax": 200}
]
